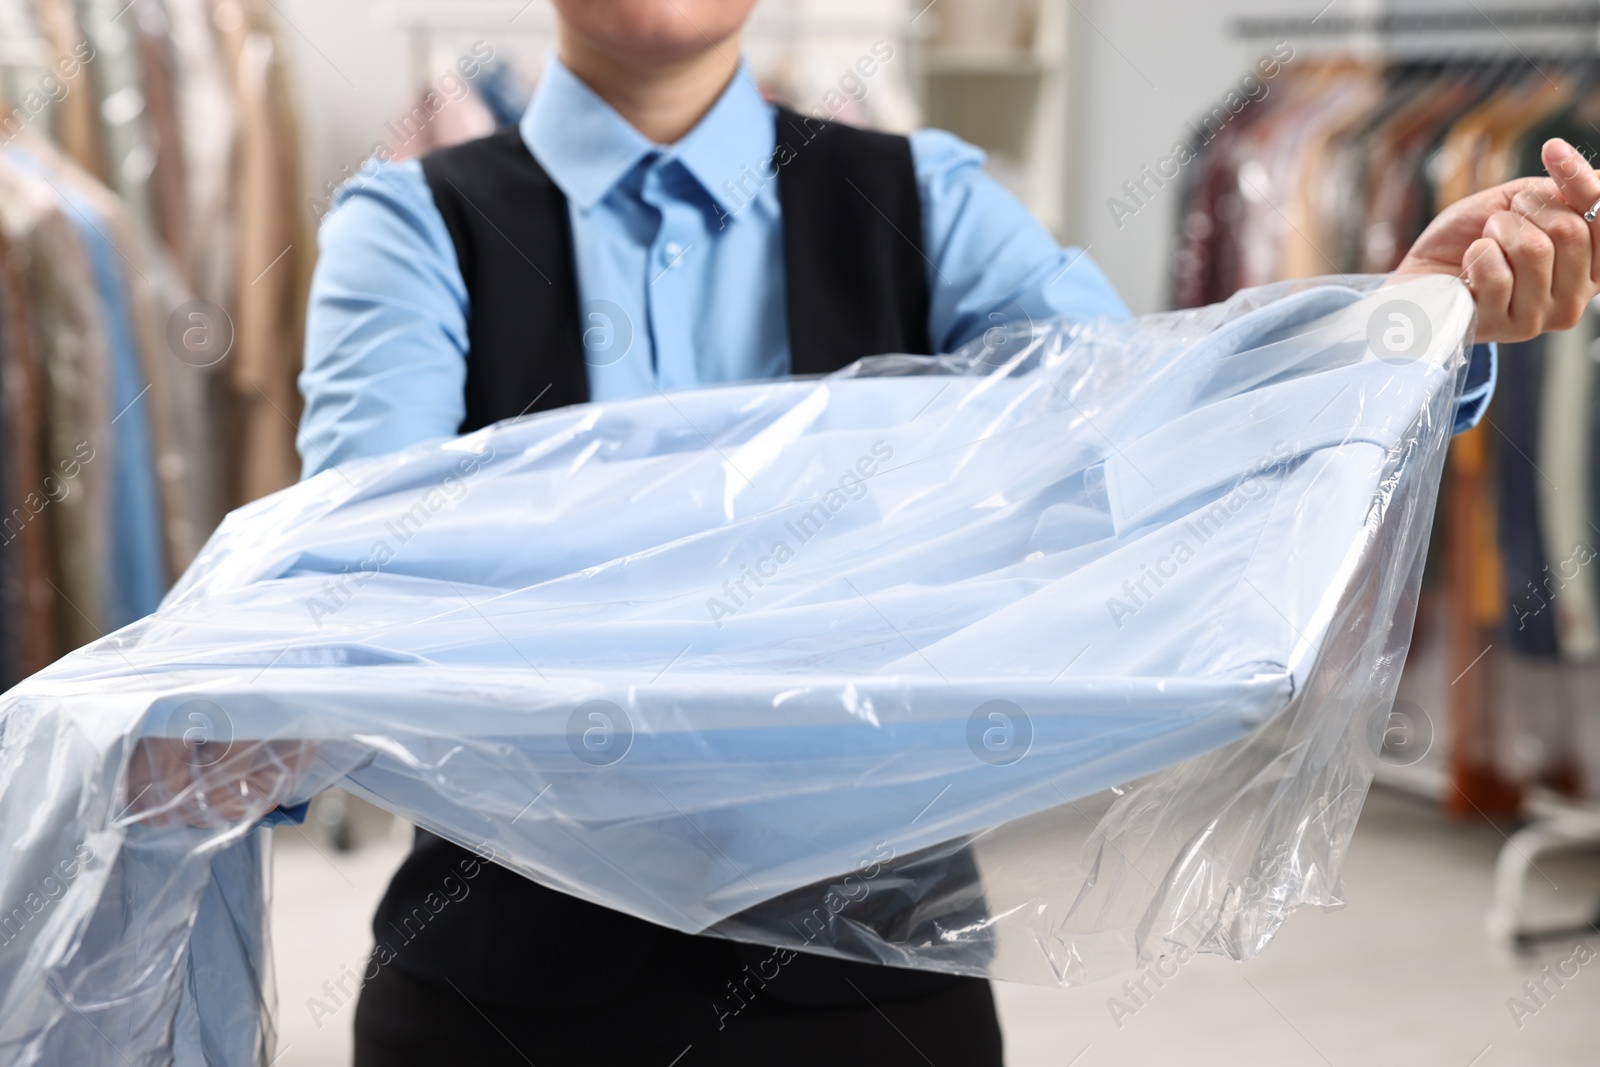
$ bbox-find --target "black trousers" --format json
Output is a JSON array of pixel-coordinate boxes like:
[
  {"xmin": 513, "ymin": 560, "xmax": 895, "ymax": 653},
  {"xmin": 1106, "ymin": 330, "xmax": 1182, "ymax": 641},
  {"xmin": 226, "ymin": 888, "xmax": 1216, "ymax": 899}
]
[{"xmin": 353, "ymin": 956, "xmax": 1004, "ymax": 1067}]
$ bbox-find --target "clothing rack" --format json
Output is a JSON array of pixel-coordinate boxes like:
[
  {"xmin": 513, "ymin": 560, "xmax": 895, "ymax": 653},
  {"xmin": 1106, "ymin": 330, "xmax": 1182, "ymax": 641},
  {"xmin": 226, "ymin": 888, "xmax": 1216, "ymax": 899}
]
[
  {"xmin": 1170, "ymin": 34, "xmax": 1600, "ymax": 953},
  {"xmin": 1233, "ymin": 4, "xmax": 1600, "ymax": 39},
  {"xmin": 0, "ymin": 0, "xmax": 308, "ymax": 688},
  {"xmin": 1232, "ymin": 4, "xmax": 1600, "ymax": 57}
]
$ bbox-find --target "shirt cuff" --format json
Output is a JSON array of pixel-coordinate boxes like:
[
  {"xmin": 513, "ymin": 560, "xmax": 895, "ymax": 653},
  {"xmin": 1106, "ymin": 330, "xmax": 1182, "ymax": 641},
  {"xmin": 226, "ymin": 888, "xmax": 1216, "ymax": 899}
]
[
  {"xmin": 1453, "ymin": 342, "xmax": 1496, "ymax": 434},
  {"xmin": 258, "ymin": 800, "xmax": 311, "ymax": 828}
]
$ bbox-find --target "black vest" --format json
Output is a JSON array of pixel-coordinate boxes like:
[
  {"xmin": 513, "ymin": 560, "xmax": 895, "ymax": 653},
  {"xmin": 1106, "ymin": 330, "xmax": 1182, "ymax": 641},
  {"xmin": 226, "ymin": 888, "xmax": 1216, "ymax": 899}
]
[
  {"xmin": 423, "ymin": 108, "xmax": 931, "ymax": 431},
  {"xmin": 374, "ymin": 110, "xmax": 982, "ymax": 1010}
]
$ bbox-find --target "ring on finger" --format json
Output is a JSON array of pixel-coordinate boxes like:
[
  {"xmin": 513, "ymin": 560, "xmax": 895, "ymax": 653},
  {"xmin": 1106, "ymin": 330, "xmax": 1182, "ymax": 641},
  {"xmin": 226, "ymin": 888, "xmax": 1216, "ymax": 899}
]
[{"xmin": 1585, "ymin": 195, "xmax": 1600, "ymax": 223}]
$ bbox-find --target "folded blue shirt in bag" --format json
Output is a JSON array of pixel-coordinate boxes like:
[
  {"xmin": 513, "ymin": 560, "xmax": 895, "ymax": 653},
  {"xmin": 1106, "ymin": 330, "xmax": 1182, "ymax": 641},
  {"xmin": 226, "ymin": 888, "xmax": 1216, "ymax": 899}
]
[{"xmin": 0, "ymin": 275, "xmax": 1475, "ymax": 1064}]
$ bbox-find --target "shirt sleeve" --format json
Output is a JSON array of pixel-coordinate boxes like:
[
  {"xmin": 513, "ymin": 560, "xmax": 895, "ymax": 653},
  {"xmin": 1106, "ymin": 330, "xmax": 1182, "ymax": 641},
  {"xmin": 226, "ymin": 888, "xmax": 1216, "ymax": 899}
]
[
  {"xmin": 911, "ymin": 128, "xmax": 1129, "ymax": 353},
  {"xmin": 1454, "ymin": 342, "xmax": 1496, "ymax": 434},
  {"xmin": 297, "ymin": 160, "xmax": 470, "ymax": 479},
  {"xmin": 911, "ymin": 129, "xmax": 1496, "ymax": 436}
]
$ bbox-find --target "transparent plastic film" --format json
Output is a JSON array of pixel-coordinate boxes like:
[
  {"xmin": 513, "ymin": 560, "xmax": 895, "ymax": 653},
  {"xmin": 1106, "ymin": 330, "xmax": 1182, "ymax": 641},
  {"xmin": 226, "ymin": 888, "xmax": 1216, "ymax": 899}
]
[{"xmin": 0, "ymin": 274, "xmax": 1473, "ymax": 1064}]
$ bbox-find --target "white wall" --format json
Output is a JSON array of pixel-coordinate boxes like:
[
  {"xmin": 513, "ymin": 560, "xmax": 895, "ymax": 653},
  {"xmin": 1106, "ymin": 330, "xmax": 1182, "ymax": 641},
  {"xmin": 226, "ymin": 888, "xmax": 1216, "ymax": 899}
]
[
  {"xmin": 1063, "ymin": 0, "xmax": 1339, "ymax": 312},
  {"xmin": 273, "ymin": 0, "xmax": 413, "ymax": 222}
]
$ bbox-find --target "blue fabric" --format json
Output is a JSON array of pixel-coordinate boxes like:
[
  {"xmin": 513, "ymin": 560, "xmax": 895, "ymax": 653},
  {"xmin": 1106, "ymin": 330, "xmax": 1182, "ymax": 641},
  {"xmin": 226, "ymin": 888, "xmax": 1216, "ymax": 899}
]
[
  {"xmin": 296, "ymin": 57, "xmax": 1495, "ymax": 467},
  {"xmin": 7, "ymin": 148, "xmax": 165, "ymax": 629},
  {"xmin": 1497, "ymin": 337, "xmax": 1559, "ymax": 655},
  {"xmin": 1457, "ymin": 342, "xmax": 1496, "ymax": 433},
  {"xmin": 257, "ymin": 801, "xmax": 310, "ymax": 827},
  {"xmin": 296, "ymin": 55, "xmax": 1130, "ymax": 477},
  {"xmin": 0, "ymin": 276, "xmax": 1478, "ymax": 1060},
  {"xmin": 68, "ymin": 191, "xmax": 166, "ymax": 629}
]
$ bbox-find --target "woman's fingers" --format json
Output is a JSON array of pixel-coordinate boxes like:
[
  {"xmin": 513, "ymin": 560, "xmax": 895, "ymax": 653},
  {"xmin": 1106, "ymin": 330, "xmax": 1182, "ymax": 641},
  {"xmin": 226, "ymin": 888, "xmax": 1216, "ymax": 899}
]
[
  {"xmin": 1541, "ymin": 138, "xmax": 1600, "ymax": 285},
  {"xmin": 1481, "ymin": 209, "xmax": 1554, "ymax": 338},
  {"xmin": 1541, "ymin": 138, "xmax": 1600, "ymax": 212},
  {"xmin": 1463, "ymin": 235, "xmax": 1514, "ymax": 339},
  {"xmin": 1400, "ymin": 140, "xmax": 1600, "ymax": 342},
  {"xmin": 1512, "ymin": 183, "xmax": 1592, "ymax": 331},
  {"xmin": 122, "ymin": 737, "xmax": 311, "ymax": 829}
]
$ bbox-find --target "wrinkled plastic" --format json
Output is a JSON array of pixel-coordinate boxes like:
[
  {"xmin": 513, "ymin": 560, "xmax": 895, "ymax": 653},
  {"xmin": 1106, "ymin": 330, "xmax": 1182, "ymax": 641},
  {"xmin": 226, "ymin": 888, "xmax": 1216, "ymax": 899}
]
[{"xmin": 0, "ymin": 275, "xmax": 1473, "ymax": 1064}]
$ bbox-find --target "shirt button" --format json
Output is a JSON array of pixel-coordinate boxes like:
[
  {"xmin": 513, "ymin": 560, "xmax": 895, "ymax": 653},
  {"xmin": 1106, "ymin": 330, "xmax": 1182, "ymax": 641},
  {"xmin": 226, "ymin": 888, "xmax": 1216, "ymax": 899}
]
[{"xmin": 662, "ymin": 241, "xmax": 684, "ymax": 264}]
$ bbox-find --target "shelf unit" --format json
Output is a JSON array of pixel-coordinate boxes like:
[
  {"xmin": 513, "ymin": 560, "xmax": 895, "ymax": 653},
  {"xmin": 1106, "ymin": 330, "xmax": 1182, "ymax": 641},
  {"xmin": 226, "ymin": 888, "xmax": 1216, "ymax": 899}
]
[{"xmin": 909, "ymin": 0, "xmax": 1071, "ymax": 237}]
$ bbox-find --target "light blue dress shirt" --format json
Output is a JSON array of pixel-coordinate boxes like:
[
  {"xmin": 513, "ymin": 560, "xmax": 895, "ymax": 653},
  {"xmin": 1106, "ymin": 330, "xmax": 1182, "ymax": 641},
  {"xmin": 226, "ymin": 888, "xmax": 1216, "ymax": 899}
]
[
  {"xmin": 0, "ymin": 278, "xmax": 1479, "ymax": 1067},
  {"xmin": 297, "ymin": 56, "xmax": 1494, "ymax": 479}
]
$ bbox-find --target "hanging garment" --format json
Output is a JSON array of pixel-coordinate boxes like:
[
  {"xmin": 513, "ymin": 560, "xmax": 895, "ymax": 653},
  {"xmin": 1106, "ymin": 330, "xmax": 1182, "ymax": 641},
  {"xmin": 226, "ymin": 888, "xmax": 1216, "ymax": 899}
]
[
  {"xmin": 0, "ymin": 146, "xmax": 112, "ymax": 652},
  {"xmin": 5, "ymin": 140, "xmax": 170, "ymax": 627},
  {"xmin": 30, "ymin": 0, "xmax": 105, "ymax": 182},
  {"xmin": 1358, "ymin": 73, "xmax": 1482, "ymax": 272},
  {"xmin": 73, "ymin": 0, "xmax": 160, "ymax": 235},
  {"xmin": 1497, "ymin": 336, "xmax": 1558, "ymax": 657},
  {"xmin": 0, "ymin": 274, "xmax": 1475, "ymax": 1063},
  {"xmin": 1278, "ymin": 62, "xmax": 1382, "ymax": 279},
  {"xmin": 16, "ymin": 121, "xmax": 228, "ymax": 581},
  {"xmin": 1538, "ymin": 311, "xmax": 1600, "ymax": 660},
  {"xmin": 0, "ymin": 0, "xmax": 48, "ymax": 117},
  {"xmin": 0, "ymin": 0, "xmax": 288, "ymax": 686},
  {"xmin": 0, "ymin": 223, "xmax": 57, "ymax": 681},
  {"xmin": 1320, "ymin": 71, "xmax": 1430, "ymax": 272},
  {"xmin": 57, "ymin": 172, "xmax": 164, "ymax": 626},
  {"xmin": 131, "ymin": 0, "xmax": 192, "ymax": 275},
  {"xmin": 0, "ymin": 242, "xmax": 10, "ymax": 684},
  {"xmin": 211, "ymin": 0, "xmax": 305, "ymax": 505},
  {"xmin": 1171, "ymin": 55, "xmax": 1600, "ymax": 813},
  {"xmin": 164, "ymin": 0, "xmax": 238, "ymax": 306},
  {"xmin": 8, "ymin": 147, "xmax": 167, "ymax": 627}
]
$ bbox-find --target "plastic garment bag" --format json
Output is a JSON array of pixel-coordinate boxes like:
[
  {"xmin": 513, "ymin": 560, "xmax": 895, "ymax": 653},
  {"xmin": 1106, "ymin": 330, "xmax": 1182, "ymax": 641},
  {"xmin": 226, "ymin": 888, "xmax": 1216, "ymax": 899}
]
[{"xmin": 0, "ymin": 275, "xmax": 1473, "ymax": 1064}]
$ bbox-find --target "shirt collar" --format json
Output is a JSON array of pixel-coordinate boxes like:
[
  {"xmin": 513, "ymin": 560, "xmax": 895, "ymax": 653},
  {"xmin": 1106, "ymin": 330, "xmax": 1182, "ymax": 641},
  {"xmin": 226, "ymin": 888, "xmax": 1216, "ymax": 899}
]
[{"xmin": 520, "ymin": 55, "xmax": 775, "ymax": 218}]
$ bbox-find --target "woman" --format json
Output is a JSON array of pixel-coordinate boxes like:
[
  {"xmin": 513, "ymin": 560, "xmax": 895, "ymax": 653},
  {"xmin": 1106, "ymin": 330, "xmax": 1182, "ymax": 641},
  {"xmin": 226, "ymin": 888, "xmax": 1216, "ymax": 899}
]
[{"xmin": 298, "ymin": 2, "xmax": 1600, "ymax": 1063}]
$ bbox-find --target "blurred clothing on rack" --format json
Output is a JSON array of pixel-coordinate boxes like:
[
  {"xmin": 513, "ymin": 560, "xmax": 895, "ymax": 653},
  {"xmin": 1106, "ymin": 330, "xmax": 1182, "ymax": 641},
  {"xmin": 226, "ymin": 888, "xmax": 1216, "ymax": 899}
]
[
  {"xmin": 1, "ymin": 124, "xmax": 236, "ymax": 642},
  {"xmin": 1171, "ymin": 55, "xmax": 1600, "ymax": 807},
  {"xmin": 210, "ymin": 0, "xmax": 309, "ymax": 501},
  {"xmin": 0, "ymin": 0, "xmax": 308, "ymax": 687}
]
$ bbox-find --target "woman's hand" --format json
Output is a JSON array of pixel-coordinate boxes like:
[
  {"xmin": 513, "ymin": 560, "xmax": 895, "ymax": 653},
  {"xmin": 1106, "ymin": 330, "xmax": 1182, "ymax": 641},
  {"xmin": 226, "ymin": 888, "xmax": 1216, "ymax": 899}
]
[
  {"xmin": 1397, "ymin": 138, "xmax": 1600, "ymax": 343},
  {"xmin": 123, "ymin": 735, "xmax": 314, "ymax": 829}
]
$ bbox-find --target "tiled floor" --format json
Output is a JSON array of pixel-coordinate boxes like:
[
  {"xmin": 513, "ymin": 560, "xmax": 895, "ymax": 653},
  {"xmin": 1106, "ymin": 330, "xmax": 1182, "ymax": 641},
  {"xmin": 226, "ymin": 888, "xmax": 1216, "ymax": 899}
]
[{"xmin": 269, "ymin": 787, "xmax": 1600, "ymax": 1066}]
